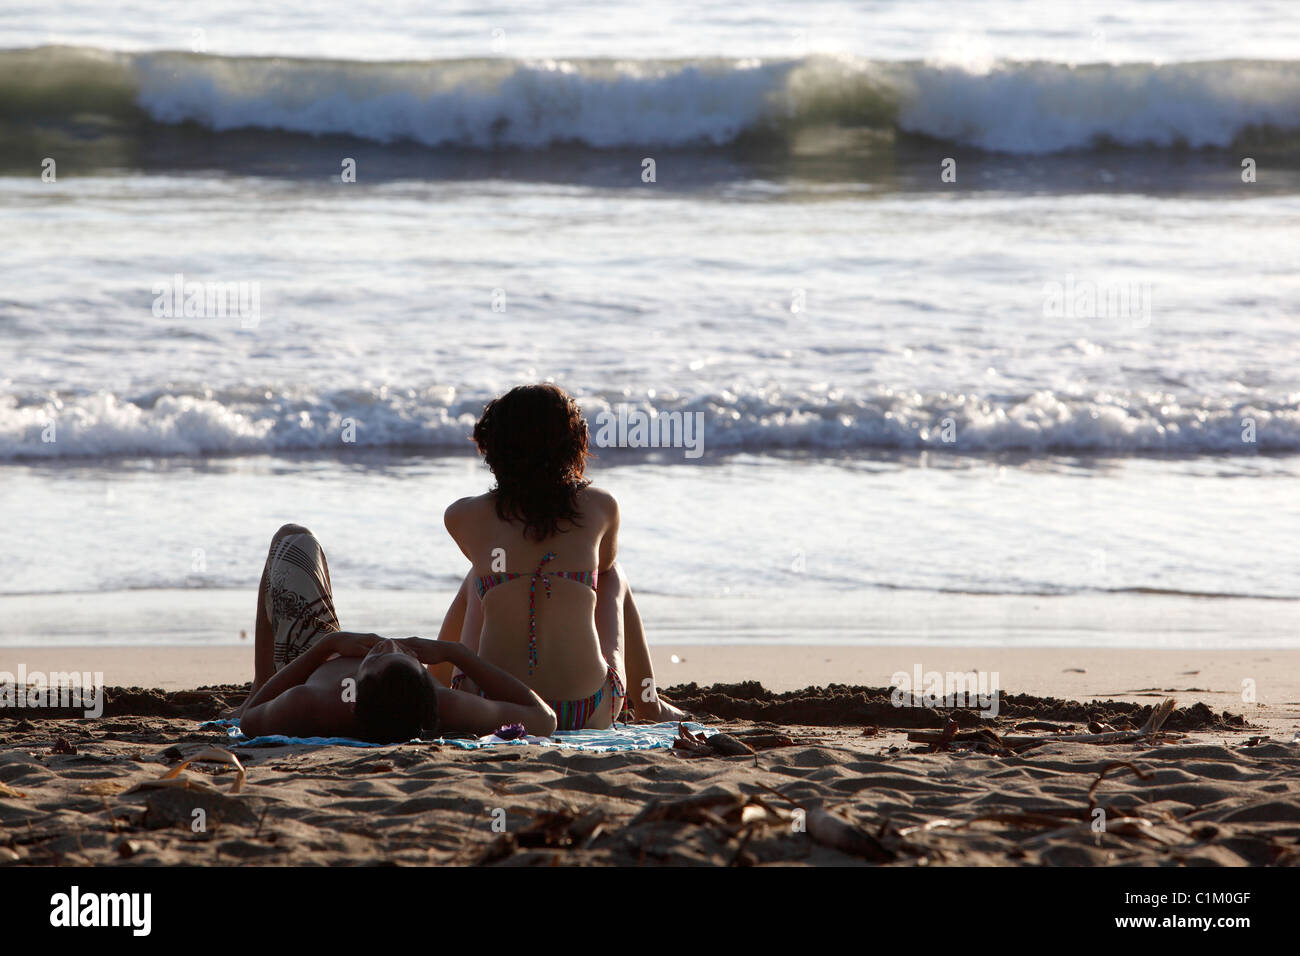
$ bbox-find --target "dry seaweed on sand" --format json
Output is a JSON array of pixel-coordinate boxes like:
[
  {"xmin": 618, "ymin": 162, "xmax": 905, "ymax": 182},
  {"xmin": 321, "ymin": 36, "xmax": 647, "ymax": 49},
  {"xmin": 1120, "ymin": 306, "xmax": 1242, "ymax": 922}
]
[
  {"xmin": 625, "ymin": 789, "xmax": 807, "ymax": 866},
  {"xmin": 754, "ymin": 782, "xmax": 896, "ymax": 862},
  {"xmin": 477, "ymin": 805, "xmax": 608, "ymax": 863},
  {"xmin": 1086, "ymin": 761, "xmax": 1154, "ymax": 812},
  {"xmin": 477, "ymin": 790, "xmax": 811, "ymax": 867},
  {"xmin": 124, "ymin": 746, "xmax": 246, "ymax": 795},
  {"xmin": 882, "ymin": 749, "xmax": 1214, "ymax": 853}
]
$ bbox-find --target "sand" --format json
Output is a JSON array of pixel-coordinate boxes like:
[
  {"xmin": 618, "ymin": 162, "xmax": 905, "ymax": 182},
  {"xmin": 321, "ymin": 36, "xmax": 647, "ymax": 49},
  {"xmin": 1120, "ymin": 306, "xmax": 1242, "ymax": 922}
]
[{"xmin": 1, "ymin": 645, "xmax": 1298, "ymax": 866}]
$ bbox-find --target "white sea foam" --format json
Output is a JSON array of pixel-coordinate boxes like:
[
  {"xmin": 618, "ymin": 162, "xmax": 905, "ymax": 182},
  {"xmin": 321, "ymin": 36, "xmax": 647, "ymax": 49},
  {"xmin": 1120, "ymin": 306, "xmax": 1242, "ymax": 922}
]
[{"xmin": 3, "ymin": 387, "xmax": 1296, "ymax": 461}]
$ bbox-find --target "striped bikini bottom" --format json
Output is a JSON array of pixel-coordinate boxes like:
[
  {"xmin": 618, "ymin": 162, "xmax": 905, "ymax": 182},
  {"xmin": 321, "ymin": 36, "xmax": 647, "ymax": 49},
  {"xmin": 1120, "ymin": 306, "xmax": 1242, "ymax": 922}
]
[
  {"xmin": 551, "ymin": 664, "xmax": 626, "ymax": 731},
  {"xmin": 452, "ymin": 663, "xmax": 625, "ymax": 731}
]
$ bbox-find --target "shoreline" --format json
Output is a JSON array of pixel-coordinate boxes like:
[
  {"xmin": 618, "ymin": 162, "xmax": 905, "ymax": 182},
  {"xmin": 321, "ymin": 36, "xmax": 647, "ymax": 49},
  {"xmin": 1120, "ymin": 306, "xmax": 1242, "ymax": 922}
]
[
  {"xmin": 3, "ymin": 644, "xmax": 1295, "ymax": 732},
  {"xmin": 3, "ymin": 587, "xmax": 1298, "ymax": 650}
]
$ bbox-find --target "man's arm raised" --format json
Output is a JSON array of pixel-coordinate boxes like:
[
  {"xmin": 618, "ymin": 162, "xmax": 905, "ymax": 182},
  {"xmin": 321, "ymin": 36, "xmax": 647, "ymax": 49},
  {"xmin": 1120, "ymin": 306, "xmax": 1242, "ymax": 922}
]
[{"xmin": 239, "ymin": 632, "xmax": 379, "ymax": 737}]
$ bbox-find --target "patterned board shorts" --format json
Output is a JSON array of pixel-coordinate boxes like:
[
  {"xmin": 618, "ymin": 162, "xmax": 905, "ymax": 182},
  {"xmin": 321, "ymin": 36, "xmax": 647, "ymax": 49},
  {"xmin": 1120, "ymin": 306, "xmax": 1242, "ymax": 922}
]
[{"xmin": 263, "ymin": 530, "xmax": 341, "ymax": 671}]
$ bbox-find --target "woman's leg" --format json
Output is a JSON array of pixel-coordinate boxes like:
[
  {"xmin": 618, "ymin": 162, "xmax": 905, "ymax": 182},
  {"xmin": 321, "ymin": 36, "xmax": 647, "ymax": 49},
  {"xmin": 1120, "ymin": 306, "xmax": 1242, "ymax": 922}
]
[{"xmin": 597, "ymin": 564, "xmax": 685, "ymax": 722}]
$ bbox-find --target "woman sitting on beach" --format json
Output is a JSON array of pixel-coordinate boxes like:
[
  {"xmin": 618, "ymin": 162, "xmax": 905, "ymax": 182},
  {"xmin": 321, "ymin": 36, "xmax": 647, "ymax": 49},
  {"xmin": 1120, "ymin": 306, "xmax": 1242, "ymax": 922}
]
[
  {"xmin": 236, "ymin": 523, "xmax": 557, "ymax": 742},
  {"xmin": 437, "ymin": 383, "xmax": 686, "ymax": 731}
]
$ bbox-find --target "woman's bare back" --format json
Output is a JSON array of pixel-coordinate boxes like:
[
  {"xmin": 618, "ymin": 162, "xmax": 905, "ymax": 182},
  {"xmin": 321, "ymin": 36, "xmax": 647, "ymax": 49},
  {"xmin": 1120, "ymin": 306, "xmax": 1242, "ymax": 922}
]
[{"xmin": 445, "ymin": 485, "xmax": 619, "ymax": 701}]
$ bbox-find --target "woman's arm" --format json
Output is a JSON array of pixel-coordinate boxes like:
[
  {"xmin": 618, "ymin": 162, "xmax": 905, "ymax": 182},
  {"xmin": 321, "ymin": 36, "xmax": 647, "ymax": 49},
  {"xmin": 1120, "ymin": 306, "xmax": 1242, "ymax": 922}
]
[
  {"xmin": 438, "ymin": 688, "xmax": 557, "ymax": 738},
  {"xmin": 400, "ymin": 640, "xmax": 535, "ymax": 707},
  {"xmin": 399, "ymin": 638, "xmax": 555, "ymax": 735},
  {"xmin": 595, "ymin": 489, "xmax": 620, "ymax": 572}
]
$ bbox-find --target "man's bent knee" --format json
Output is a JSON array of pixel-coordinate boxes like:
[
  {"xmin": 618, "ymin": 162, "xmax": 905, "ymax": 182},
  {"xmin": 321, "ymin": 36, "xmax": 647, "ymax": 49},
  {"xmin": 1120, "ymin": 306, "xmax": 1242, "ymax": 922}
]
[{"xmin": 271, "ymin": 522, "xmax": 312, "ymax": 545}]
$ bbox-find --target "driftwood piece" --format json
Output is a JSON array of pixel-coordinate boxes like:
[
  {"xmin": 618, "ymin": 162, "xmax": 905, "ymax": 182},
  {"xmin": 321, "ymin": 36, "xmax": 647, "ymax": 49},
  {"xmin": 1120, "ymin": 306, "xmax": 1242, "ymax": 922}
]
[
  {"xmin": 706, "ymin": 733, "xmax": 756, "ymax": 757},
  {"xmin": 907, "ymin": 698, "xmax": 1182, "ymax": 751},
  {"xmin": 672, "ymin": 724, "xmax": 711, "ymax": 756},
  {"xmin": 732, "ymin": 732, "xmax": 799, "ymax": 749},
  {"xmin": 928, "ymin": 718, "xmax": 960, "ymax": 753},
  {"xmin": 1014, "ymin": 721, "xmax": 1075, "ymax": 732},
  {"xmin": 672, "ymin": 724, "xmax": 756, "ymax": 757}
]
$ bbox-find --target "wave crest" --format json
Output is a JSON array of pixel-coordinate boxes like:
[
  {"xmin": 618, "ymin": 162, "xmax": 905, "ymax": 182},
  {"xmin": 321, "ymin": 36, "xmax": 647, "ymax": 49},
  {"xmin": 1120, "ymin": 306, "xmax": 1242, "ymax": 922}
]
[{"xmin": 3, "ymin": 46, "xmax": 1298, "ymax": 154}]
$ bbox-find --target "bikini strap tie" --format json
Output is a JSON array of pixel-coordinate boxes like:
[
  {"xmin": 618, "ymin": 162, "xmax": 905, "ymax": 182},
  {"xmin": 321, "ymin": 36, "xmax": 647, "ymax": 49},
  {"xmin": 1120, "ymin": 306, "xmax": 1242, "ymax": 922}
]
[{"xmin": 527, "ymin": 552, "xmax": 557, "ymax": 674}]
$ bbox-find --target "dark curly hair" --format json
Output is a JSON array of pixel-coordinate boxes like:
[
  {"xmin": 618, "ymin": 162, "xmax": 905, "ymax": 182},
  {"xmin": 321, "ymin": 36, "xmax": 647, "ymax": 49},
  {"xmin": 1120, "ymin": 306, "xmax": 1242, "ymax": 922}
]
[{"xmin": 472, "ymin": 383, "xmax": 592, "ymax": 541}]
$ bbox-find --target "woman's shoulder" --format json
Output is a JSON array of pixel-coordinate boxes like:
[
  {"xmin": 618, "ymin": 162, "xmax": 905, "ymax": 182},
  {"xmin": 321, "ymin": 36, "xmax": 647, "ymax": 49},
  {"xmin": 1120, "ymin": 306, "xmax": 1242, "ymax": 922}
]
[
  {"xmin": 578, "ymin": 485, "xmax": 619, "ymax": 517},
  {"xmin": 444, "ymin": 492, "xmax": 494, "ymax": 526}
]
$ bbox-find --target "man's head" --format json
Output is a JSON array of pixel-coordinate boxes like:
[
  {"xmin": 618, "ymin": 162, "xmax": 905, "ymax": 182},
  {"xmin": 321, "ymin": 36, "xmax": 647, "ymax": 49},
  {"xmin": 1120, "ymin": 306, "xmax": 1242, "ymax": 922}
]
[{"xmin": 353, "ymin": 639, "xmax": 439, "ymax": 743}]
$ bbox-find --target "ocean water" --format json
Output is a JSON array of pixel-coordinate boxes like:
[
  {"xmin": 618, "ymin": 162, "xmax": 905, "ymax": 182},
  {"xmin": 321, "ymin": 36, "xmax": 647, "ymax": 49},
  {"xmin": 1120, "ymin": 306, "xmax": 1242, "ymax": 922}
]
[{"xmin": 1, "ymin": 2, "xmax": 1298, "ymax": 647}]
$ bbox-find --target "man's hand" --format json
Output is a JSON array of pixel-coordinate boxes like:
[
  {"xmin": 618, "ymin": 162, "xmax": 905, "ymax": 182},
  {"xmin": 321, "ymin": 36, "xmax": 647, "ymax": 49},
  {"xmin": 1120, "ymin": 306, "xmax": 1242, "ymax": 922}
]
[
  {"xmin": 326, "ymin": 632, "xmax": 381, "ymax": 658},
  {"xmin": 397, "ymin": 637, "xmax": 460, "ymax": 666}
]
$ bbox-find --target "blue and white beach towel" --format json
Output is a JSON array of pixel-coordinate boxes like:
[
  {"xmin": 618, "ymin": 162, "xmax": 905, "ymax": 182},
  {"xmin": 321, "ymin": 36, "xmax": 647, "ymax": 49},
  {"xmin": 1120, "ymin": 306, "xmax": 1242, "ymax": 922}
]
[{"xmin": 201, "ymin": 718, "xmax": 712, "ymax": 753}]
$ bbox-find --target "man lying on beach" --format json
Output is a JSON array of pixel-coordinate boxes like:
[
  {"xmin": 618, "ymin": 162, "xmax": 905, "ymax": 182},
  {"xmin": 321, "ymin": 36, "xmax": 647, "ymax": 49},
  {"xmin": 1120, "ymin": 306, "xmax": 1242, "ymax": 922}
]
[{"xmin": 235, "ymin": 523, "xmax": 557, "ymax": 742}]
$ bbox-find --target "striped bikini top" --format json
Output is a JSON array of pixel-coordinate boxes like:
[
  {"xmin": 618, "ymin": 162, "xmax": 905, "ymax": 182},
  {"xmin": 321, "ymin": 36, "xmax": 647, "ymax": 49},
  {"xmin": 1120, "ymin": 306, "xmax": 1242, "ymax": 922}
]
[{"xmin": 475, "ymin": 552, "xmax": 598, "ymax": 675}]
